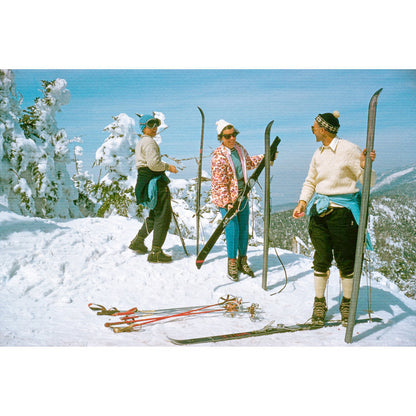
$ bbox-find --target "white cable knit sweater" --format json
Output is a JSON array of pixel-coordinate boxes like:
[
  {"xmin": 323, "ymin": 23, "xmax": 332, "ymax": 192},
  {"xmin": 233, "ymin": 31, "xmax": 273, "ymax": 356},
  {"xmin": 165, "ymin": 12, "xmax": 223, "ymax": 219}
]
[
  {"xmin": 299, "ymin": 137, "xmax": 376, "ymax": 204},
  {"xmin": 135, "ymin": 134, "xmax": 170, "ymax": 172}
]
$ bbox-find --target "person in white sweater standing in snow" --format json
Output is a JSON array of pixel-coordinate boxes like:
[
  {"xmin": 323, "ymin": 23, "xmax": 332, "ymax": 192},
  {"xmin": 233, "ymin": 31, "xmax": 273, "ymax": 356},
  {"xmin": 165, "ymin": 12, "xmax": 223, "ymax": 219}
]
[
  {"xmin": 292, "ymin": 111, "xmax": 376, "ymax": 327},
  {"xmin": 129, "ymin": 114, "xmax": 178, "ymax": 263}
]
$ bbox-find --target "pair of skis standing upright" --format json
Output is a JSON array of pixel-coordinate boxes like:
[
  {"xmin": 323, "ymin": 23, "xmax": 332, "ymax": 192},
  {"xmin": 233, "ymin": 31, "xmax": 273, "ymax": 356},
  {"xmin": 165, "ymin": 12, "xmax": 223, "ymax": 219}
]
[{"xmin": 189, "ymin": 90, "xmax": 382, "ymax": 344}]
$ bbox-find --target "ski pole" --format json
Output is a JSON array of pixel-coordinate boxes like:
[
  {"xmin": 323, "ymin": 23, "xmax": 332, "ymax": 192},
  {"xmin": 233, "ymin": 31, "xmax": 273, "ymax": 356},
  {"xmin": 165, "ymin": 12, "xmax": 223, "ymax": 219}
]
[
  {"xmin": 171, "ymin": 203, "xmax": 189, "ymax": 256},
  {"xmin": 106, "ymin": 297, "xmax": 243, "ymax": 329},
  {"xmin": 114, "ymin": 303, "xmax": 226, "ymax": 322},
  {"xmin": 107, "ymin": 298, "xmax": 238, "ymax": 324},
  {"xmin": 89, "ymin": 302, "xmax": 227, "ymax": 317},
  {"xmin": 89, "ymin": 295, "xmax": 239, "ymax": 317},
  {"xmin": 107, "ymin": 307, "xmax": 226, "ymax": 327},
  {"xmin": 113, "ymin": 305, "xmax": 213, "ymax": 317}
]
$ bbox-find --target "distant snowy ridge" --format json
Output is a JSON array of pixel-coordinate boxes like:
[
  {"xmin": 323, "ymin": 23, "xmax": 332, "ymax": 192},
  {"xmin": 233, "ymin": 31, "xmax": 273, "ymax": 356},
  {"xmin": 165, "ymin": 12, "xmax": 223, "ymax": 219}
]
[{"xmin": 373, "ymin": 166, "xmax": 415, "ymax": 191}]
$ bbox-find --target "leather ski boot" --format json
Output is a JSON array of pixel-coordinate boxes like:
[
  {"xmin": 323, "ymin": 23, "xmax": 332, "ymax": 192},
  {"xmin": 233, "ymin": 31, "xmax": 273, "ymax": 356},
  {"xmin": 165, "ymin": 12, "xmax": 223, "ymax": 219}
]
[
  {"xmin": 311, "ymin": 297, "xmax": 327, "ymax": 327},
  {"xmin": 237, "ymin": 255, "xmax": 255, "ymax": 277},
  {"xmin": 147, "ymin": 247, "xmax": 172, "ymax": 263},
  {"xmin": 339, "ymin": 297, "xmax": 351, "ymax": 327},
  {"xmin": 129, "ymin": 234, "xmax": 148, "ymax": 254},
  {"xmin": 227, "ymin": 258, "xmax": 239, "ymax": 281}
]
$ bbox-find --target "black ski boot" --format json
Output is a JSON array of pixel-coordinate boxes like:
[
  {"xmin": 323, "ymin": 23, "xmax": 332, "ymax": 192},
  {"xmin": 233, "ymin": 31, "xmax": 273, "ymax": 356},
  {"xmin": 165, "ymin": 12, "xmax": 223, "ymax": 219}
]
[
  {"xmin": 339, "ymin": 297, "xmax": 351, "ymax": 327},
  {"xmin": 237, "ymin": 255, "xmax": 255, "ymax": 277},
  {"xmin": 311, "ymin": 297, "xmax": 327, "ymax": 327},
  {"xmin": 129, "ymin": 234, "xmax": 148, "ymax": 254},
  {"xmin": 227, "ymin": 259, "xmax": 239, "ymax": 282},
  {"xmin": 147, "ymin": 247, "xmax": 172, "ymax": 263}
]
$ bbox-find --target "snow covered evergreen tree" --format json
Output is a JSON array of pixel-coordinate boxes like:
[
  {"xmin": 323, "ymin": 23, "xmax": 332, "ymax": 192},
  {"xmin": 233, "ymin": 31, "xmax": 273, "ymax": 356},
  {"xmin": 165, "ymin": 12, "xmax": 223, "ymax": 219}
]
[
  {"xmin": 17, "ymin": 78, "xmax": 81, "ymax": 218},
  {"xmin": 0, "ymin": 69, "xmax": 33, "ymax": 211},
  {"xmin": 92, "ymin": 113, "xmax": 141, "ymax": 217},
  {"xmin": 71, "ymin": 140, "xmax": 98, "ymax": 216}
]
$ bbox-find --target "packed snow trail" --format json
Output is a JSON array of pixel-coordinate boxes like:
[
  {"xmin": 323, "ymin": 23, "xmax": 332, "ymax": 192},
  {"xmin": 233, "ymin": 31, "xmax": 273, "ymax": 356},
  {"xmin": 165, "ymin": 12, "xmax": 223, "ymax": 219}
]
[{"xmin": 1, "ymin": 204, "xmax": 416, "ymax": 346}]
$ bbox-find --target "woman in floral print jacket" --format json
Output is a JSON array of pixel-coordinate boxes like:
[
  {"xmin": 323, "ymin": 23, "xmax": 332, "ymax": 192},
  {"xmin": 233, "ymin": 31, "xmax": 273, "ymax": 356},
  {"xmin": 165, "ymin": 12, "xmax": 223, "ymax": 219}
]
[{"xmin": 211, "ymin": 119, "xmax": 263, "ymax": 281}]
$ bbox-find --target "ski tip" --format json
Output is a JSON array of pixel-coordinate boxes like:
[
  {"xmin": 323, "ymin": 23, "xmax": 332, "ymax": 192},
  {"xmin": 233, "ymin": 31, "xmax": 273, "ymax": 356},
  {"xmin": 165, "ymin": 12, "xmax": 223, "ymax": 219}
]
[
  {"xmin": 370, "ymin": 88, "xmax": 383, "ymax": 103},
  {"xmin": 195, "ymin": 260, "xmax": 203, "ymax": 269},
  {"xmin": 266, "ymin": 120, "xmax": 274, "ymax": 130},
  {"xmin": 167, "ymin": 337, "xmax": 184, "ymax": 345}
]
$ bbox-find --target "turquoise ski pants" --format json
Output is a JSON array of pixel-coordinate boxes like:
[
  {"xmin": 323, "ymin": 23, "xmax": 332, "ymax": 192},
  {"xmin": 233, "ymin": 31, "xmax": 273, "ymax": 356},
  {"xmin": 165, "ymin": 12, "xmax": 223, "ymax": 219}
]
[{"xmin": 219, "ymin": 198, "xmax": 250, "ymax": 259}]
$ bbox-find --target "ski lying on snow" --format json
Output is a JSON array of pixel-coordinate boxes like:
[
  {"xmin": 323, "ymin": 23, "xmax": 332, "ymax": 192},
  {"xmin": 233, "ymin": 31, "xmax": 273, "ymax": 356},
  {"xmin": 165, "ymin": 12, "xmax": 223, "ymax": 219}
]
[{"xmin": 168, "ymin": 317, "xmax": 382, "ymax": 345}]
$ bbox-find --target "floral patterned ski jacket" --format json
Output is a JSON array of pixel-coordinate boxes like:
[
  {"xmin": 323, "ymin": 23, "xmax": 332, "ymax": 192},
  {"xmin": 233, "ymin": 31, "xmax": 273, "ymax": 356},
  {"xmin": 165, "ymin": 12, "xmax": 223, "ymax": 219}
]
[{"xmin": 211, "ymin": 142, "xmax": 263, "ymax": 208}]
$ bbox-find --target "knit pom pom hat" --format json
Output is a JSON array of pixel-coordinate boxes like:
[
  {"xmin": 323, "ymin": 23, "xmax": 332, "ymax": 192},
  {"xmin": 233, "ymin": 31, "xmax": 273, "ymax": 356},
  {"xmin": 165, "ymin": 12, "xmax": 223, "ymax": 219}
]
[
  {"xmin": 216, "ymin": 119, "xmax": 234, "ymax": 136},
  {"xmin": 315, "ymin": 111, "xmax": 340, "ymax": 134}
]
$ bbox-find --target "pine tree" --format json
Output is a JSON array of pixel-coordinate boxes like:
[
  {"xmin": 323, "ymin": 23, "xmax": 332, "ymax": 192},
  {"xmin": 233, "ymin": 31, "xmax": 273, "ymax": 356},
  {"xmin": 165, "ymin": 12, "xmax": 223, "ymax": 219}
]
[
  {"xmin": 71, "ymin": 140, "xmax": 98, "ymax": 216},
  {"xmin": 18, "ymin": 78, "xmax": 81, "ymax": 218},
  {"xmin": 0, "ymin": 69, "xmax": 41, "ymax": 214},
  {"xmin": 92, "ymin": 113, "xmax": 140, "ymax": 217}
]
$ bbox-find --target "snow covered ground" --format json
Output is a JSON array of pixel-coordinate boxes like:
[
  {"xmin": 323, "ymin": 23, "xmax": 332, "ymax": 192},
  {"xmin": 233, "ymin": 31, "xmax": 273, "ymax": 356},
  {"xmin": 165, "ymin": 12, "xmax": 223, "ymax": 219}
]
[
  {"xmin": 1, "ymin": 204, "xmax": 415, "ymax": 415},
  {"xmin": 1, "ymin": 203, "xmax": 416, "ymax": 347}
]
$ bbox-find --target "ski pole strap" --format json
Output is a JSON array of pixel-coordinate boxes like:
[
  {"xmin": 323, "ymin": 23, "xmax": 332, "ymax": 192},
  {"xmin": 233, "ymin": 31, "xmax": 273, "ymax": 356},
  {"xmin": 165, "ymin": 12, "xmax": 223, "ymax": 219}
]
[
  {"xmin": 218, "ymin": 294, "xmax": 239, "ymax": 304},
  {"xmin": 88, "ymin": 303, "xmax": 121, "ymax": 315},
  {"xmin": 112, "ymin": 325, "xmax": 141, "ymax": 333},
  {"xmin": 112, "ymin": 307, "xmax": 139, "ymax": 316}
]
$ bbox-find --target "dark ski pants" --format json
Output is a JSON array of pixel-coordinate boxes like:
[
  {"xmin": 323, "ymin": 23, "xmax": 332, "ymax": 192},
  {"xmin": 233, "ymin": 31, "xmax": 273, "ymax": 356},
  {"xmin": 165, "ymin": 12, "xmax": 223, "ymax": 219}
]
[
  {"xmin": 137, "ymin": 181, "xmax": 172, "ymax": 249},
  {"xmin": 219, "ymin": 198, "xmax": 250, "ymax": 259},
  {"xmin": 308, "ymin": 208, "xmax": 358, "ymax": 277}
]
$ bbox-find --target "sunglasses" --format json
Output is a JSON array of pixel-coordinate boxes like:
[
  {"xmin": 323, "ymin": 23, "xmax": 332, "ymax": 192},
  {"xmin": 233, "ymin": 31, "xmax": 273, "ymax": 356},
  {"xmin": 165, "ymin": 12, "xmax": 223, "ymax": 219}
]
[
  {"xmin": 146, "ymin": 119, "xmax": 161, "ymax": 129},
  {"xmin": 222, "ymin": 131, "xmax": 239, "ymax": 140},
  {"xmin": 311, "ymin": 125, "xmax": 323, "ymax": 133}
]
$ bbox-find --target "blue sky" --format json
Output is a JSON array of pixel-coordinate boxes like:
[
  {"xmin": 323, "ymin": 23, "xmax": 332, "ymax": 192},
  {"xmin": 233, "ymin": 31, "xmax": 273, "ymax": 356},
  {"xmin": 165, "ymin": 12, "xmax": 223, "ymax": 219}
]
[{"xmin": 13, "ymin": 69, "xmax": 416, "ymax": 205}]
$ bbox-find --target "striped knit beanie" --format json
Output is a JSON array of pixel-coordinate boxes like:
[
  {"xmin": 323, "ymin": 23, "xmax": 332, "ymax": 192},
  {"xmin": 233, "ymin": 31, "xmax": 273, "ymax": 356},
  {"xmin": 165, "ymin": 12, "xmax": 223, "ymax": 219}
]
[{"xmin": 315, "ymin": 111, "xmax": 340, "ymax": 134}]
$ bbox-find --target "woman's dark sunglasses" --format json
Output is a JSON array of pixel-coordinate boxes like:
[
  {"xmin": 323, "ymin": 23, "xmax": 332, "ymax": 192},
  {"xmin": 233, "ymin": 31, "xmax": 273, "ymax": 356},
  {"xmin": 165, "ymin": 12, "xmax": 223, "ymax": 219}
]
[
  {"xmin": 222, "ymin": 131, "xmax": 239, "ymax": 140},
  {"xmin": 146, "ymin": 119, "xmax": 161, "ymax": 128}
]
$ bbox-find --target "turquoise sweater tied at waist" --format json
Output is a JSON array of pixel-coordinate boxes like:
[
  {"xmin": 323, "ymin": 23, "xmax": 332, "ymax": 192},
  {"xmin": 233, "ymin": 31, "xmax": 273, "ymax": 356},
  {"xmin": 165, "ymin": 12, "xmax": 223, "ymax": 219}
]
[
  {"xmin": 306, "ymin": 192, "xmax": 373, "ymax": 250},
  {"xmin": 142, "ymin": 176, "xmax": 161, "ymax": 210}
]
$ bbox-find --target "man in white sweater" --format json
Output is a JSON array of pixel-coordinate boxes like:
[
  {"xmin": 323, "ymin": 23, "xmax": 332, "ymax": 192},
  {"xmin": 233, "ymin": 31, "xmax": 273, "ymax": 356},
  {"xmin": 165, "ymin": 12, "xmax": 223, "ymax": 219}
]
[
  {"xmin": 292, "ymin": 111, "xmax": 376, "ymax": 326},
  {"xmin": 129, "ymin": 114, "xmax": 178, "ymax": 263}
]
